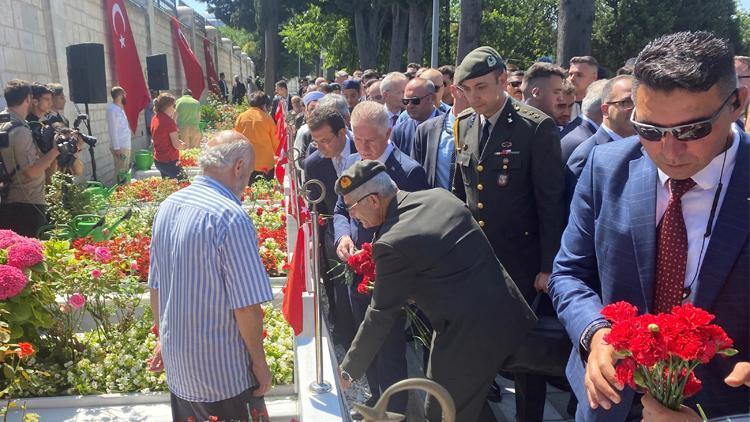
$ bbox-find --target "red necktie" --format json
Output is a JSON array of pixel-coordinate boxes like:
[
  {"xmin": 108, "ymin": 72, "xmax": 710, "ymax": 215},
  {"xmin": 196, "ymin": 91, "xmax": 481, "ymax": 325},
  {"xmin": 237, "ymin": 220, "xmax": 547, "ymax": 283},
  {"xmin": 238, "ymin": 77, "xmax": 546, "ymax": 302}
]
[{"xmin": 654, "ymin": 178, "xmax": 696, "ymax": 313}]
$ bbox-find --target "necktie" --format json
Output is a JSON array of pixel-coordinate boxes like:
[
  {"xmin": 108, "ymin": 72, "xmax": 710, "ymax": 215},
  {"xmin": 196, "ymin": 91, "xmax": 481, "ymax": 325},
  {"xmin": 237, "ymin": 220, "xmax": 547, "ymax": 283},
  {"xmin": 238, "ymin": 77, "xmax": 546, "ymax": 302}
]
[
  {"xmin": 654, "ymin": 178, "xmax": 696, "ymax": 313},
  {"xmin": 391, "ymin": 114, "xmax": 398, "ymax": 127},
  {"xmin": 479, "ymin": 121, "xmax": 492, "ymax": 153}
]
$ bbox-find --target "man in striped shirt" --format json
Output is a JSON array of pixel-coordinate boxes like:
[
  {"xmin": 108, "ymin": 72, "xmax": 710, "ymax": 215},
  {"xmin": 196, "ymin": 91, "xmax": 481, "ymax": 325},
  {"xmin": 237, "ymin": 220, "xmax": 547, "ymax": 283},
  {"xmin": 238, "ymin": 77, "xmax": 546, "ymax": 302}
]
[{"xmin": 148, "ymin": 130, "xmax": 274, "ymax": 421}]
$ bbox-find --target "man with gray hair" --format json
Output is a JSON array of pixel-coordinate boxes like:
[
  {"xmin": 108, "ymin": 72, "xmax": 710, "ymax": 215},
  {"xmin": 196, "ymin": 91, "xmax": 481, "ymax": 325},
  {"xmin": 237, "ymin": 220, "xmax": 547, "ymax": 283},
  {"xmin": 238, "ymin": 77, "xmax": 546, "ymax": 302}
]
[
  {"xmin": 560, "ymin": 79, "xmax": 608, "ymax": 161},
  {"xmin": 148, "ymin": 130, "xmax": 274, "ymax": 421},
  {"xmin": 380, "ymin": 72, "xmax": 408, "ymax": 127},
  {"xmin": 336, "ymin": 160, "xmax": 536, "ymax": 422},
  {"xmin": 334, "ymin": 101, "xmax": 428, "ymax": 414}
]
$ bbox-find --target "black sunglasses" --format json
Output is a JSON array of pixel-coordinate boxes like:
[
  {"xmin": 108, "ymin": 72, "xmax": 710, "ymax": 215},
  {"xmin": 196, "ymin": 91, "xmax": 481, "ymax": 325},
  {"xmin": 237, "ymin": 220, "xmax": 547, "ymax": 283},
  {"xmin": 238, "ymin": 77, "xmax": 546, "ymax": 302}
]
[
  {"xmin": 630, "ymin": 90, "xmax": 737, "ymax": 142},
  {"xmin": 509, "ymin": 81, "xmax": 522, "ymax": 88},
  {"xmin": 402, "ymin": 94, "xmax": 431, "ymax": 106}
]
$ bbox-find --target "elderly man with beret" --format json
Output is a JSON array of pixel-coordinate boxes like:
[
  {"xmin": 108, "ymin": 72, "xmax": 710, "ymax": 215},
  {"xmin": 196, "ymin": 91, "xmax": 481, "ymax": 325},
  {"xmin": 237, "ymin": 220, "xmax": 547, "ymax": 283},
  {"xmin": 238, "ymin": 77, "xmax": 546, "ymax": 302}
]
[{"xmin": 337, "ymin": 160, "xmax": 536, "ymax": 422}]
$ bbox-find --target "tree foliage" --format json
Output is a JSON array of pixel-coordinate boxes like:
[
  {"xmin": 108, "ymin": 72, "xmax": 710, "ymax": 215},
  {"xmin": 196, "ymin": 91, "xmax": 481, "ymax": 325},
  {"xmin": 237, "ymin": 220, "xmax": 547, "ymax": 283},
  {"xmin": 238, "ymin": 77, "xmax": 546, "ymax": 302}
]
[
  {"xmin": 479, "ymin": 0, "xmax": 557, "ymax": 69},
  {"xmin": 279, "ymin": 5, "xmax": 357, "ymax": 71}
]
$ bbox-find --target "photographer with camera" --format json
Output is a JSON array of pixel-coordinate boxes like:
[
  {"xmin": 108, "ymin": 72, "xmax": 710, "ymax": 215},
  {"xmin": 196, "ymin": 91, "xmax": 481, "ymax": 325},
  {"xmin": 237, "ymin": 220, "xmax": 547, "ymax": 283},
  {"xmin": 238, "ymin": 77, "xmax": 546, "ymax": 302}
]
[
  {"xmin": 45, "ymin": 83, "xmax": 70, "ymax": 127},
  {"xmin": 26, "ymin": 83, "xmax": 84, "ymax": 179},
  {"xmin": 0, "ymin": 79, "xmax": 60, "ymax": 237}
]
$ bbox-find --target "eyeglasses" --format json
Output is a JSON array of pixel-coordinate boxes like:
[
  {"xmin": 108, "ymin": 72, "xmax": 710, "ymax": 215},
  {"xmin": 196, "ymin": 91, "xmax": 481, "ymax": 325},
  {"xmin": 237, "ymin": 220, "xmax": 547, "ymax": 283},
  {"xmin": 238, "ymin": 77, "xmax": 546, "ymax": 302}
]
[
  {"xmin": 508, "ymin": 81, "xmax": 522, "ymax": 88},
  {"xmin": 346, "ymin": 192, "xmax": 377, "ymax": 211},
  {"xmin": 402, "ymin": 94, "xmax": 432, "ymax": 106},
  {"xmin": 606, "ymin": 98, "xmax": 634, "ymax": 109},
  {"xmin": 630, "ymin": 90, "xmax": 737, "ymax": 142}
]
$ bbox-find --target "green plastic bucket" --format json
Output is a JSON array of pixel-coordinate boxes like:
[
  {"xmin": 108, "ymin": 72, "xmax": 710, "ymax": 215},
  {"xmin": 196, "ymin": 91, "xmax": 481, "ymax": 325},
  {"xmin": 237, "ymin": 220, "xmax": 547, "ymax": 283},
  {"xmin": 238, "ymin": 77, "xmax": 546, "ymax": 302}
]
[{"xmin": 134, "ymin": 150, "xmax": 154, "ymax": 171}]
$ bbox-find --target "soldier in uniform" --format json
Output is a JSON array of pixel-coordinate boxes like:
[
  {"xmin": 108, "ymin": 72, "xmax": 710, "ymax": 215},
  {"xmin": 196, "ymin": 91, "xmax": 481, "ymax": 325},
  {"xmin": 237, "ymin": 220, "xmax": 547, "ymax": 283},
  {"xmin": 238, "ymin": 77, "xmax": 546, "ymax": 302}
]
[
  {"xmin": 452, "ymin": 46, "xmax": 567, "ymax": 421},
  {"xmin": 336, "ymin": 160, "xmax": 536, "ymax": 422}
]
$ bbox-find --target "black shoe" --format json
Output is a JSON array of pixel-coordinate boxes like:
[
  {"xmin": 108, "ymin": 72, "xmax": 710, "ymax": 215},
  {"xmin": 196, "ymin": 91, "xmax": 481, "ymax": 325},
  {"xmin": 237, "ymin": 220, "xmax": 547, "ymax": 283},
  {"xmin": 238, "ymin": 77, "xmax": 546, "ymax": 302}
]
[{"xmin": 486, "ymin": 380, "xmax": 503, "ymax": 403}]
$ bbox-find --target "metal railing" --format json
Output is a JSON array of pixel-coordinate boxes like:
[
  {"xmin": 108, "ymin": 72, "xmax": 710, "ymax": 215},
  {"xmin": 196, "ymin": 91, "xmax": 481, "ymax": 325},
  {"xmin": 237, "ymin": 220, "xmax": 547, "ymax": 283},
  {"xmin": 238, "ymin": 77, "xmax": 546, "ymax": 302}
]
[{"xmin": 155, "ymin": 0, "xmax": 177, "ymax": 15}]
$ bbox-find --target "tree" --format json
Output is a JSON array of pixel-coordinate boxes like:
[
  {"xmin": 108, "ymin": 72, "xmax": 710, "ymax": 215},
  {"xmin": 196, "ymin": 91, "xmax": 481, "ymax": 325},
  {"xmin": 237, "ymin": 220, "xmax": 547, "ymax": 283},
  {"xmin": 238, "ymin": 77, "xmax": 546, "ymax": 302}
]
[
  {"xmin": 387, "ymin": 4, "xmax": 408, "ymax": 71},
  {"xmin": 350, "ymin": 2, "xmax": 391, "ymax": 69},
  {"xmin": 556, "ymin": 0, "xmax": 595, "ymax": 66},
  {"xmin": 591, "ymin": 0, "xmax": 745, "ymax": 72},
  {"xmin": 280, "ymin": 5, "xmax": 357, "ymax": 72},
  {"xmin": 407, "ymin": 1, "xmax": 430, "ymax": 65},
  {"xmin": 480, "ymin": 0, "xmax": 557, "ymax": 70},
  {"xmin": 456, "ymin": 0, "xmax": 481, "ymax": 64}
]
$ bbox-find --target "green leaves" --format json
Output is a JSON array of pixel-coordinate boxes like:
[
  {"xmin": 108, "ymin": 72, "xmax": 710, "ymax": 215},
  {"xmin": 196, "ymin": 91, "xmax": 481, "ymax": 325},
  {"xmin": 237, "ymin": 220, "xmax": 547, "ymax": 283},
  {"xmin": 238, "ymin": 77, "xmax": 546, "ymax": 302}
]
[{"xmin": 279, "ymin": 4, "xmax": 356, "ymax": 70}]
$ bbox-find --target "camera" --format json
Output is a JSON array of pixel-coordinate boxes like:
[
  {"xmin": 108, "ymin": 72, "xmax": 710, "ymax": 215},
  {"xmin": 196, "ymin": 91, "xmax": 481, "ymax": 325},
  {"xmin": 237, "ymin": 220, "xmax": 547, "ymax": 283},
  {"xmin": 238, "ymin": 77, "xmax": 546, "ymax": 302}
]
[{"xmin": 0, "ymin": 111, "xmax": 12, "ymax": 149}]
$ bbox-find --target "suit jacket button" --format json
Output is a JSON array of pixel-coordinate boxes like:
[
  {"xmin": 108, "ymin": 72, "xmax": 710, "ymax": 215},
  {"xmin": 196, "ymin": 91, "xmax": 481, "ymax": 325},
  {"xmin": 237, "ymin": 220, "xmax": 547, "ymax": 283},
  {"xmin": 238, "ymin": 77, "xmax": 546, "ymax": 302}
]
[
  {"xmin": 477, "ymin": 165, "xmax": 484, "ymax": 172},
  {"xmin": 477, "ymin": 202, "xmax": 484, "ymax": 209},
  {"xmin": 477, "ymin": 184, "xmax": 484, "ymax": 191},
  {"xmin": 479, "ymin": 220, "xmax": 486, "ymax": 227}
]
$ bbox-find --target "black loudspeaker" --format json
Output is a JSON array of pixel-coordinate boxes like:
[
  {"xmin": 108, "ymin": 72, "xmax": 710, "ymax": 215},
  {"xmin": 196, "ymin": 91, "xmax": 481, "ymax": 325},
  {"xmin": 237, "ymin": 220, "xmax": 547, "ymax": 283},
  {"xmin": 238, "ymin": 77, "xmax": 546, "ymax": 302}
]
[
  {"xmin": 147, "ymin": 54, "xmax": 169, "ymax": 91},
  {"xmin": 66, "ymin": 43, "xmax": 107, "ymax": 104}
]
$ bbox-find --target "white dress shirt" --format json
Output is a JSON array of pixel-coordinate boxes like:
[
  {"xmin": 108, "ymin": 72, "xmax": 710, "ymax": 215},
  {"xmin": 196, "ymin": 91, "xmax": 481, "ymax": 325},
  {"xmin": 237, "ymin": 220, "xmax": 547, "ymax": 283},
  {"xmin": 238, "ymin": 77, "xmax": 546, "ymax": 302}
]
[
  {"xmin": 106, "ymin": 103, "xmax": 131, "ymax": 150},
  {"xmin": 332, "ymin": 137, "xmax": 352, "ymax": 177},
  {"xmin": 601, "ymin": 123, "xmax": 624, "ymax": 142},
  {"xmin": 655, "ymin": 127, "xmax": 740, "ymax": 302}
]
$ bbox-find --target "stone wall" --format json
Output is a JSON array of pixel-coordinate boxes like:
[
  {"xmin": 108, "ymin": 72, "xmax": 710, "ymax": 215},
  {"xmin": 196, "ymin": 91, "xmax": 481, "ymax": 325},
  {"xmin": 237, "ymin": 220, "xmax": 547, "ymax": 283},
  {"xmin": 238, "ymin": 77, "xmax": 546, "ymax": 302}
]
[{"xmin": 0, "ymin": 0, "xmax": 255, "ymax": 185}]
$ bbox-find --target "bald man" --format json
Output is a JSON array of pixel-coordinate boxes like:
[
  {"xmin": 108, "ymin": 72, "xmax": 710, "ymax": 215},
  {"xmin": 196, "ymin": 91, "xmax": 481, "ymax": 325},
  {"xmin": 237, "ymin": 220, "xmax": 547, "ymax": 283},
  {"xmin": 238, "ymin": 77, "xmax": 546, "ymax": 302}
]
[{"xmin": 391, "ymin": 78, "xmax": 444, "ymax": 156}]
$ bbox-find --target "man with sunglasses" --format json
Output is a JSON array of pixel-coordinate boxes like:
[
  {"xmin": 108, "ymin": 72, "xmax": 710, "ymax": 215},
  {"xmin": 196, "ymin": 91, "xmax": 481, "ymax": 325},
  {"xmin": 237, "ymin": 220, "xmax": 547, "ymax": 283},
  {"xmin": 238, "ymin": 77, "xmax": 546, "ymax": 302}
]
[
  {"xmin": 454, "ymin": 46, "xmax": 566, "ymax": 422},
  {"xmin": 506, "ymin": 71, "xmax": 524, "ymax": 101},
  {"xmin": 550, "ymin": 31, "xmax": 749, "ymax": 420},
  {"xmin": 566, "ymin": 75, "xmax": 635, "ymax": 185},
  {"xmin": 390, "ymin": 78, "xmax": 443, "ymax": 156}
]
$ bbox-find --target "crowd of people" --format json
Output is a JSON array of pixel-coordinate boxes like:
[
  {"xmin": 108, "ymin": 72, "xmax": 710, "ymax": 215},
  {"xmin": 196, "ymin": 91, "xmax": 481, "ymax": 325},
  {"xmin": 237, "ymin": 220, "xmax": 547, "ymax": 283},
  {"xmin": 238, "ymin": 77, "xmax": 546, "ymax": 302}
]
[{"xmin": 2, "ymin": 26, "xmax": 750, "ymax": 422}]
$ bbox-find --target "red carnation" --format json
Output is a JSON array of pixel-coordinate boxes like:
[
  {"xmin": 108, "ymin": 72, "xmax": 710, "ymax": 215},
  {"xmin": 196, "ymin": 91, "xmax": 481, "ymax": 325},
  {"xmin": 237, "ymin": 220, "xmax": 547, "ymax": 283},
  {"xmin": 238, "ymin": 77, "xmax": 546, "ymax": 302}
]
[
  {"xmin": 601, "ymin": 301, "xmax": 638, "ymax": 324},
  {"xmin": 16, "ymin": 342, "xmax": 34, "ymax": 358},
  {"xmin": 615, "ymin": 356, "xmax": 637, "ymax": 389},
  {"xmin": 682, "ymin": 370, "xmax": 702, "ymax": 397}
]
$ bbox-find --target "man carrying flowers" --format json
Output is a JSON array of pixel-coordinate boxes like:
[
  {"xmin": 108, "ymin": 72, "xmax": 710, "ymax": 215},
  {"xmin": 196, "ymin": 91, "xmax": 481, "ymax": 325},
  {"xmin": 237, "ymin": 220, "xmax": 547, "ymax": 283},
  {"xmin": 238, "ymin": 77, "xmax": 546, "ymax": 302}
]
[{"xmin": 335, "ymin": 160, "xmax": 536, "ymax": 421}]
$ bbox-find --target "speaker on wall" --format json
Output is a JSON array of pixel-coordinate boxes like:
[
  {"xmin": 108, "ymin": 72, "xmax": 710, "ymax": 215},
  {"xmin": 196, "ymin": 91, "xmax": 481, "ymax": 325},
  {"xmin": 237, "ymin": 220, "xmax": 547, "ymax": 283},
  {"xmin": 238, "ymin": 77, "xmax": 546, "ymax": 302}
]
[
  {"xmin": 66, "ymin": 43, "xmax": 107, "ymax": 104},
  {"xmin": 146, "ymin": 54, "xmax": 169, "ymax": 91}
]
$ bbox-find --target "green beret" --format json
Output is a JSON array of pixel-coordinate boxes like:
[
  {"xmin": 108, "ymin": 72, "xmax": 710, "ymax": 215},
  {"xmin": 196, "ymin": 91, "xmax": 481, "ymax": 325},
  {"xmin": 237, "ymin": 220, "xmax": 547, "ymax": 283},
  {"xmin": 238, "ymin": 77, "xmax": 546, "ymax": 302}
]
[
  {"xmin": 335, "ymin": 160, "xmax": 386, "ymax": 196},
  {"xmin": 455, "ymin": 46, "xmax": 506, "ymax": 85}
]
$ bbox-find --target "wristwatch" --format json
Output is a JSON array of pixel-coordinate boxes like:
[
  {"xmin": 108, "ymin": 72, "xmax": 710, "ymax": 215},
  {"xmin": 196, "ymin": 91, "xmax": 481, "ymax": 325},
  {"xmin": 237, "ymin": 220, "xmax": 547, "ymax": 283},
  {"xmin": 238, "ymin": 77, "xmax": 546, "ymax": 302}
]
[{"xmin": 340, "ymin": 369, "xmax": 353, "ymax": 382}]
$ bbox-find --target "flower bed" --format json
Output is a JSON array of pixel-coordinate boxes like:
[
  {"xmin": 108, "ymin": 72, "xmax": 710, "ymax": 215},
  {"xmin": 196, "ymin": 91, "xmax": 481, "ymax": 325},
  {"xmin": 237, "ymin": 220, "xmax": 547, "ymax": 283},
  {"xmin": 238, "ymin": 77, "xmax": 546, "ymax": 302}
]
[{"xmin": 0, "ymin": 170, "xmax": 293, "ymax": 405}]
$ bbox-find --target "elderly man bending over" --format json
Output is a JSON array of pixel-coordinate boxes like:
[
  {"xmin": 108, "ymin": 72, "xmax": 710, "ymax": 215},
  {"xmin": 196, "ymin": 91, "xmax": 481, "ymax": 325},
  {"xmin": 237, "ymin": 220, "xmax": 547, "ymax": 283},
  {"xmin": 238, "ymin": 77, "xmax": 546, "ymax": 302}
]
[{"xmin": 148, "ymin": 130, "xmax": 274, "ymax": 421}]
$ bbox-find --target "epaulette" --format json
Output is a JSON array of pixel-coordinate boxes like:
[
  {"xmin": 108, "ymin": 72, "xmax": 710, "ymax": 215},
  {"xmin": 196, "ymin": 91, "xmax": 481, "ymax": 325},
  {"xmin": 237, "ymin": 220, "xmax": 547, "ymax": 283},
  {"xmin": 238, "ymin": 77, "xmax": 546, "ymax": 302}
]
[
  {"xmin": 514, "ymin": 102, "xmax": 548, "ymax": 124},
  {"xmin": 456, "ymin": 107, "xmax": 475, "ymax": 120}
]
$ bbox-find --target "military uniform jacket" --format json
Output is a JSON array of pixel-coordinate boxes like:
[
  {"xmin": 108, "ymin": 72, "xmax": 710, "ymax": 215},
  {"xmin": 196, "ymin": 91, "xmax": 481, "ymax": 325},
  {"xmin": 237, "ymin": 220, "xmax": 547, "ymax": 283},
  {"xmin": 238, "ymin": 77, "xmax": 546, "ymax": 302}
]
[
  {"xmin": 453, "ymin": 98, "xmax": 565, "ymax": 300},
  {"xmin": 340, "ymin": 189, "xmax": 536, "ymax": 380}
]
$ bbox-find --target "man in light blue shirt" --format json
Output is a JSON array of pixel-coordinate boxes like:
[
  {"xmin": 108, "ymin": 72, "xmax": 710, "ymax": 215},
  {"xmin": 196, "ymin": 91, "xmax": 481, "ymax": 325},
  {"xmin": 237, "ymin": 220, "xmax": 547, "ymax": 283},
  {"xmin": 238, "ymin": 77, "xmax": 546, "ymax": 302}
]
[{"xmin": 148, "ymin": 130, "xmax": 274, "ymax": 421}]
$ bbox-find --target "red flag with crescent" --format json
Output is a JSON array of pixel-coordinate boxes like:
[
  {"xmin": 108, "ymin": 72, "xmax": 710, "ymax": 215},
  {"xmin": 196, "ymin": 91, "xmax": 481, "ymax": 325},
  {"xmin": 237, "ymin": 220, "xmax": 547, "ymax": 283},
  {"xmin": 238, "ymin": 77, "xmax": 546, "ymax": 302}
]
[
  {"xmin": 105, "ymin": 0, "xmax": 150, "ymax": 133},
  {"xmin": 171, "ymin": 17, "xmax": 205, "ymax": 99},
  {"xmin": 202, "ymin": 38, "xmax": 220, "ymax": 96}
]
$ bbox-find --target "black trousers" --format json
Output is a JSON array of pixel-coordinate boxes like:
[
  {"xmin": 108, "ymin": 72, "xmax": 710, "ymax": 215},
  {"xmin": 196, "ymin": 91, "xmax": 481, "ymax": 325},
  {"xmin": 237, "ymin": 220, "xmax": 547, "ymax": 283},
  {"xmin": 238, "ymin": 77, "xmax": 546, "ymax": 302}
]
[
  {"xmin": 154, "ymin": 160, "xmax": 187, "ymax": 181},
  {"xmin": 0, "ymin": 202, "xmax": 47, "ymax": 238},
  {"xmin": 170, "ymin": 387, "xmax": 268, "ymax": 422}
]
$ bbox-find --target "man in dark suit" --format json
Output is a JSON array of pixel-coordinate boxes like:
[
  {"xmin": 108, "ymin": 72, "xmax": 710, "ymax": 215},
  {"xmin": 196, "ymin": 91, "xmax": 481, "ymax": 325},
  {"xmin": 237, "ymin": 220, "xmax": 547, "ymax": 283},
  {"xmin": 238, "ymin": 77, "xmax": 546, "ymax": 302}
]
[
  {"xmin": 411, "ymin": 83, "xmax": 469, "ymax": 189},
  {"xmin": 560, "ymin": 79, "xmax": 607, "ymax": 160},
  {"xmin": 303, "ymin": 106, "xmax": 357, "ymax": 349},
  {"xmin": 550, "ymin": 31, "xmax": 749, "ymax": 420},
  {"xmin": 333, "ymin": 101, "xmax": 429, "ymax": 413},
  {"xmin": 565, "ymin": 76, "xmax": 636, "ymax": 208},
  {"xmin": 391, "ymin": 78, "xmax": 443, "ymax": 156},
  {"xmin": 218, "ymin": 72, "xmax": 228, "ymax": 102},
  {"xmin": 336, "ymin": 160, "xmax": 537, "ymax": 422},
  {"xmin": 453, "ymin": 46, "xmax": 566, "ymax": 421}
]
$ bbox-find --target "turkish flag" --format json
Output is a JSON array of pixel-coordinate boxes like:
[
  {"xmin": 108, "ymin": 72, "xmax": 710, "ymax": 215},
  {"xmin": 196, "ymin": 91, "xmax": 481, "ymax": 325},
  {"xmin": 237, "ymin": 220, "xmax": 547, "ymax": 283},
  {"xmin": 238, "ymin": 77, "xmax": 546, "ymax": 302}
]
[
  {"xmin": 203, "ymin": 37, "xmax": 220, "ymax": 96},
  {"xmin": 274, "ymin": 101, "xmax": 289, "ymax": 183},
  {"xmin": 105, "ymin": 0, "xmax": 150, "ymax": 133},
  {"xmin": 171, "ymin": 17, "xmax": 205, "ymax": 99},
  {"xmin": 282, "ymin": 226, "xmax": 307, "ymax": 335}
]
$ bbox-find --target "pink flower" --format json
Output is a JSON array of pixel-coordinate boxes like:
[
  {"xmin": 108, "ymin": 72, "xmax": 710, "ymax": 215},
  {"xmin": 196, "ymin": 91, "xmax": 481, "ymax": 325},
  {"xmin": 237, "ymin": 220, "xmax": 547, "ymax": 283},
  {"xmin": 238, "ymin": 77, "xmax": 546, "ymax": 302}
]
[
  {"xmin": 68, "ymin": 293, "xmax": 86, "ymax": 310},
  {"xmin": 0, "ymin": 230, "xmax": 20, "ymax": 249},
  {"xmin": 91, "ymin": 268, "xmax": 102, "ymax": 279},
  {"xmin": 130, "ymin": 261, "xmax": 139, "ymax": 272},
  {"xmin": 94, "ymin": 247, "xmax": 112, "ymax": 263},
  {"xmin": 0, "ymin": 265, "xmax": 28, "ymax": 300},
  {"xmin": 82, "ymin": 244, "xmax": 95, "ymax": 254},
  {"xmin": 6, "ymin": 241, "xmax": 44, "ymax": 270}
]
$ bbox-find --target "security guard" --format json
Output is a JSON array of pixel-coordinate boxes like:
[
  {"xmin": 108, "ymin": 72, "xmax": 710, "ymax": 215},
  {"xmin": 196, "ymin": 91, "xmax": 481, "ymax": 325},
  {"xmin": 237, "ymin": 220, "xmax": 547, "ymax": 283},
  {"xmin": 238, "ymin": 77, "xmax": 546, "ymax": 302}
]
[
  {"xmin": 452, "ymin": 47, "xmax": 566, "ymax": 421},
  {"xmin": 336, "ymin": 160, "xmax": 536, "ymax": 422}
]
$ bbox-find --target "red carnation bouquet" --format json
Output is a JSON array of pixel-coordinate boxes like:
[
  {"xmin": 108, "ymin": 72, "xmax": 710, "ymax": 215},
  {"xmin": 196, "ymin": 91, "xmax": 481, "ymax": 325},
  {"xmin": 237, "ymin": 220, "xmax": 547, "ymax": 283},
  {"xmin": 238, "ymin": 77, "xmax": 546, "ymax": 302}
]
[
  {"xmin": 601, "ymin": 301, "xmax": 738, "ymax": 411},
  {"xmin": 347, "ymin": 242, "xmax": 375, "ymax": 295}
]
